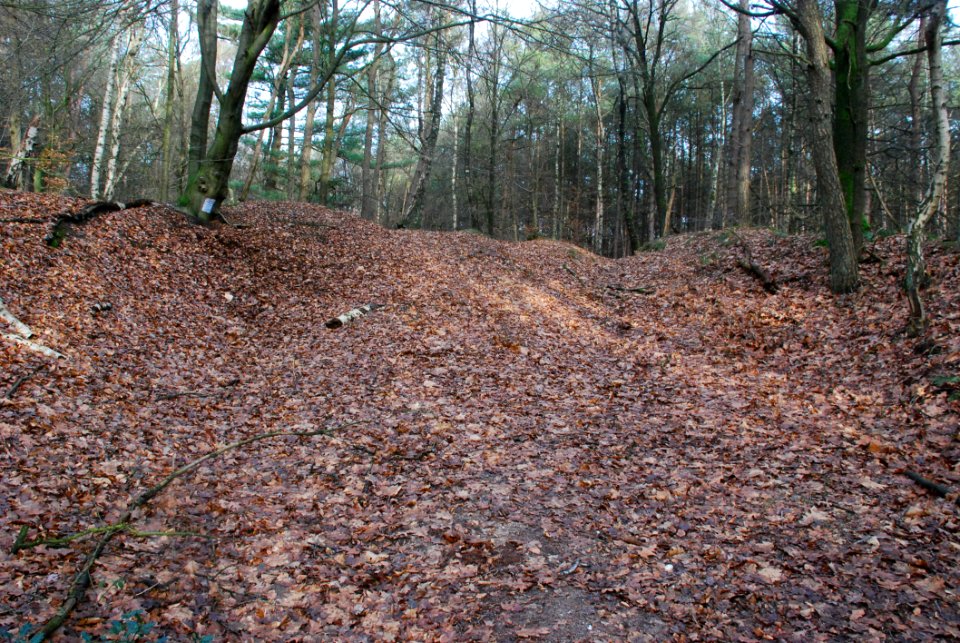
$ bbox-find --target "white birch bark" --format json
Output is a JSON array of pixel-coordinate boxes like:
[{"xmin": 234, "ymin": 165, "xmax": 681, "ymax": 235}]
[
  {"xmin": 90, "ymin": 34, "xmax": 121, "ymax": 200},
  {"xmin": 103, "ymin": 25, "xmax": 146, "ymax": 201},
  {"xmin": 4, "ymin": 118, "xmax": 39, "ymax": 190}
]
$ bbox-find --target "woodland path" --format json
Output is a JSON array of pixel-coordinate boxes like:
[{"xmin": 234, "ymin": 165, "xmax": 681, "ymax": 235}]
[{"xmin": 1, "ymin": 193, "xmax": 959, "ymax": 640}]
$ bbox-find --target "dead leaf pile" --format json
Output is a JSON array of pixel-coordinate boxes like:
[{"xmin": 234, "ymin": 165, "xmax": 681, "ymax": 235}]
[{"xmin": 1, "ymin": 191, "xmax": 959, "ymax": 640}]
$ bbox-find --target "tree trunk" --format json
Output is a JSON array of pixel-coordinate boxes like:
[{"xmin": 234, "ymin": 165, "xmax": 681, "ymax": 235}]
[
  {"xmin": 374, "ymin": 66, "xmax": 394, "ymax": 224},
  {"xmin": 187, "ymin": 0, "xmax": 218, "ymax": 179},
  {"xmin": 905, "ymin": 0, "xmax": 950, "ymax": 333},
  {"xmin": 734, "ymin": 10, "xmax": 754, "ymax": 226},
  {"xmin": 908, "ymin": 16, "xmax": 926, "ymax": 210},
  {"xmin": 317, "ymin": 73, "xmax": 338, "ymax": 202},
  {"xmin": 726, "ymin": 0, "xmax": 754, "ymax": 226},
  {"xmin": 263, "ymin": 75, "xmax": 287, "ymax": 193},
  {"xmin": 403, "ymin": 33, "xmax": 446, "ymax": 227},
  {"xmin": 90, "ymin": 34, "xmax": 121, "ymax": 199},
  {"xmin": 463, "ymin": 0, "xmax": 477, "ymax": 230},
  {"xmin": 285, "ymin": 77, "xmax": 298, "ymax": 199},
  {"xmin": 4, "ymin": 116, "xmax": 39, "ymax": 190},
  {"xmin": 647, "ymin": 95, "xmax": 667, "ymax": 237},
  {"xmin": 103, "ymin": 24, "xmax": 146, "ymax": 201},
  {"xmin": 181, "ymin": 0, "xmax": 281, "ymax": 220},
  {"xmin": 591, "ymin": 73, "xmax": 605, "ymax": 253},
  {"xmin": 832, "ymin": 0, "xmax": 870, "ymax": 255},
  {"xmin": 795, "ymin": 0, "xmax": 859, "ymax": 293},
  {"xmin": 160, "ymin": 0, "xmax": 180, "ymax": 202},
  {"xmin": 360, "ymin": 0, "xmax": 382, "ymax": 218}
]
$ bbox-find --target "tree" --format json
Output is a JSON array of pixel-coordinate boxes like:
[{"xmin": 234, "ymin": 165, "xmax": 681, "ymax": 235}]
[{"xmin": 905, "ymin": 0, "xmax": 950, "ymax": 332}]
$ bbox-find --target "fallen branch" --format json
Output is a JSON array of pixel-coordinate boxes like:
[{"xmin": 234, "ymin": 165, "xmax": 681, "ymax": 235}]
[
  {"xmin": 326, "ymin": 303, "xmax": 383, "ymax": 329},
  {"xmin": 731, "ymin": 233, "xmax": 778, "ymax": 294},
  {"xmin": 25, "ymin": 421, "xmax": 356, "ymax": 641},
  {"xmin": 45, "ymin": 198, "xmax": 154, "ymax": 248},
  {"xmin": 606, "ymin": 284, "xmax": 655, "ymax": 295},
  {"xmin": 905, "ymin": 470, "xmax": 958, "ymax": 503},
  {"xmin": 2, "ymin": 332, "xmax": 64, "ymax": 359},
  {"xmin": 562, "ymin": 263, "xmax": 587, "ymax": 289},
  {"xmin": 4, "ymin": 365, "xmax": 44, "ymax": 400},
  {"xmin": 155, "ymin": 390, "xmax": 216, "ymax": 401},
  {"xmin": 0, "ymin": 297, "xmax": 34, "ymax": 338},
  {"xmin": 12, "ymin": 523, "xmax": 210, "ymax": 553},
  {"xmin": 0, "ymin": 217, "xmax": 46, "ymax": 224}
]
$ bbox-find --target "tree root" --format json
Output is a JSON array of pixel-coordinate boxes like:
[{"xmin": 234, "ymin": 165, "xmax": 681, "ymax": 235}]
[
  {"xmin": 905, "ymin": 470, "xmax": 958, "ymax": 503},
  {"xmin": 45, "ymin": 199, "xmax": 154, "ymax": 248},
  {"xmin": 19, "ymin": 421, "xmax": 356, "ymax": 641}
]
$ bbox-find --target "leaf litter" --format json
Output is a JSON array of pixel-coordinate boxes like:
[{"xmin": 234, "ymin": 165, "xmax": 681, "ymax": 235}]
[{"xmin": 1, "ymin": 191, "xmax": 959, "ymax": 640}]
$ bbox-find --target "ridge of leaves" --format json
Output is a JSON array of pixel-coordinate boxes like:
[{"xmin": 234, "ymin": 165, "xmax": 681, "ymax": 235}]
[{"xmin": 1, "ymin": 191, "xmax": 958, "ymax": 640}]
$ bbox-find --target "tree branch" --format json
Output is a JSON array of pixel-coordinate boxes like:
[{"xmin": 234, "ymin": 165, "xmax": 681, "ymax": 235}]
[{"xmin": 24, "ymin": 421, "xmax": 358, "ymax": 641}]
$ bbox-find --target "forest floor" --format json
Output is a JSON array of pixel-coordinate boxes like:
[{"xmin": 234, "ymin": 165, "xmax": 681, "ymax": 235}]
[{"xmin": 1, "ymin": 191, "xmax": 959, "ymax": 641}]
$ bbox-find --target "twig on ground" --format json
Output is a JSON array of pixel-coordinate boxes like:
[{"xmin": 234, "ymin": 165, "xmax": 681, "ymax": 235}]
[
  {"xmin": 5, "ymin": 365, "xmax": 44, "ymax": 400},
  {"xmin": 0, "ymin": 217, "xmax": 46, "ymax": 224},
  {"xmin": 905, "ymin": 470, "xmax": 958, "ymax": 503},
  {"xmin": 23, "ymin": 421, "xmax": 357, "ymax": 641},
  {"xmin": 606, "ymin": 284, "xmax": 655, "ymax": 295}
]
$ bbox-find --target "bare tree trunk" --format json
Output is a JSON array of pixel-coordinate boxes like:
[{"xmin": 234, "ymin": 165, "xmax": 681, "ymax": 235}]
[
  {"xmin": 90, "ymin": 34, "xmax": 121, "ymax": 199},
  {"xmin": 793, "ymin": 0, "xmax": 859, "ymax": 293},
  {"xmin": 707, "ymin": 80, "xmax": 727, "ymax": 229},
  {"xmin": 160, "ymin": 0, "xmax": 180, "ymax": 202},
  {"xmin": 451, "ymin": 91, "xmax": 459, "ymax": 230},
  {"xmin": 182, "ymin": 0, "xmax": 281, "ymax": 220},
  {"xmin": 725, "ymin": 0, "xmax": 754, "ymax": 226},
  {"xmin": 403, "ymin": 29, "xmax": 447, "ymax": 227},
  {"xmin": 906, "ymin": 0, "xmax": 950, "ymax": 333},
  {"xmin": 360, "ymin": 0, "xmax": 382, "ymax": 217},
  {"xmin": 908, "ymin": 16, "xmax": 926, "ymax": 209},
  {"xmin": 317, "ymin": 82, "xmax": 338, "ymax": 204},
  {"xmin": 552, "ymin": 116, "xmax": 562, "ymax": 239},
  {"xmin": 285, "ymin": 78, "xmax": 298, "ymax": 199},
  {"xmin": 4, "ymin": 116, "xmax": 39, "ymax": 190},
  {"xmin": 187, "ymin": 0, "xmax": 218, "ymax": 179},
  {"xmin": 463, "ymin": 0, "xmax": 478, "ymax": 230},
  {"xmin": 103, "ymin": 24, "xmax": 146, "ymax": 201},
  {"xmin": 591, "ymin": 73, "xmax": 605, "ymax": 253},
  {"xmin": 263, "ymin": 76, "xmax": 287, "ymax": 193},
  {"xmin": 374, "ymin": 66, "xmax": 394, "ymax": 224},
  {"xmin": 735, "ymin": 18, "xmax": 754, "ymax": 226}
]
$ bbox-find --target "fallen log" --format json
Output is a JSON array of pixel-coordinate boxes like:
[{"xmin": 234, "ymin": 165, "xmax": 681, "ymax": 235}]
[
  {"xmin": 326, "ymin": 303, "xmax": 383, "ymax": 329},
  {"xmin": 2, "ymin": 332, "xmax": 65, "ymax": 359},
  {"xmin": 45, "ymin": 198, "xmax": 154, "ymax": 248},
  {"xmin": 731, "ymin": 233, "xmax": 778, "ymax": 294},
  {"xmin": 0, "ymin": 297, "xmax": 34, "ymax": 338}
]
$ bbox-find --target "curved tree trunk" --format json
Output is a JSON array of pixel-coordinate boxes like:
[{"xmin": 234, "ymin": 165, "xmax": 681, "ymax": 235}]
[
  {"xmin": 182, "ymin": 0, "xmax": 281, "ymax": 220},
  {"xmin": 905, "ymin": 0, "xmax": 950, "ymax": 333}
]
